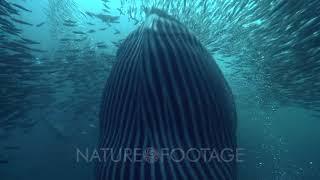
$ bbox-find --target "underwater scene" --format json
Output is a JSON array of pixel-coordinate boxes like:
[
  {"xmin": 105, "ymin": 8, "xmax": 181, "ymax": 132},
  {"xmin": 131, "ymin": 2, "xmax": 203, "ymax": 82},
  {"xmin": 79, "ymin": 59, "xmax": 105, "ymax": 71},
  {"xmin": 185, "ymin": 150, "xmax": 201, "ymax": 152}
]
[{"xmin": 1, "ymin": 0, "xmax": 320, "ymax": 179}]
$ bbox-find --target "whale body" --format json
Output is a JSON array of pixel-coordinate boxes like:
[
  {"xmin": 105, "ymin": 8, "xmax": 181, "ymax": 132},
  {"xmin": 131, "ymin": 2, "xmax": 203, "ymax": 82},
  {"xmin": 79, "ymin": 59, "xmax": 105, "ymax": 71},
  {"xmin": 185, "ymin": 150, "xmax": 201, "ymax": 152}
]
[{"xmin": 96, "ymin": 8, "xmax": 237, "ymax": 180}]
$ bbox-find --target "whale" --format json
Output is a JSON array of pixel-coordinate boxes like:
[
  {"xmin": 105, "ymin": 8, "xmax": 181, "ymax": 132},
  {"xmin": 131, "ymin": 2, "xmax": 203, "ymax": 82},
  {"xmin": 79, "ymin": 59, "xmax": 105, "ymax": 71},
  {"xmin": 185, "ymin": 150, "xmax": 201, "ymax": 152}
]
[{"xmin": 96, "ymin": 8, "xmax": 238, "ymax": 180}]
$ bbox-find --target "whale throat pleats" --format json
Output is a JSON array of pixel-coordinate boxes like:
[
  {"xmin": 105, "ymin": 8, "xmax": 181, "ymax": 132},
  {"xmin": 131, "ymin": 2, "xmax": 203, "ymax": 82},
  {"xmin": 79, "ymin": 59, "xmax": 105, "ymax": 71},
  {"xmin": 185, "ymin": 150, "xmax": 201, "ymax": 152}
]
[{"xmin": 96, "ymin": 8, "xmax": 238, "ymax": 180}]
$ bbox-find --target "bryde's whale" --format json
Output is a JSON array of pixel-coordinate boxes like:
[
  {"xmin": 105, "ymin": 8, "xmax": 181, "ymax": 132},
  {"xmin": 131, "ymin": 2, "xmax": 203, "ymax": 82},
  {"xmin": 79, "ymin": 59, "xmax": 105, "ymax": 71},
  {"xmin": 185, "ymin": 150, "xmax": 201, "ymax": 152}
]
[{"xmin": 96, "ymin": 8, "xmax": 237, "ymax": 180}]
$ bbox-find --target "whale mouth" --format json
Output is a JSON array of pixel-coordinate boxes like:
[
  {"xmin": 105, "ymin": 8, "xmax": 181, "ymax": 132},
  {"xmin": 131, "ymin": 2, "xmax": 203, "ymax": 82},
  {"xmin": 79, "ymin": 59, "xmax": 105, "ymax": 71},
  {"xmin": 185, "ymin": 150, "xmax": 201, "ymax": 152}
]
[
  {"xmin": 142, "ymin": 8, "xmax": 187, "ymax": 34},
  {"xmin": 146, "ymin": 8, "xmax": 175, "ymax": 21},
  {"xmin": 145, "ymin": 8, "xmax": 181, "ymax": 24}
]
